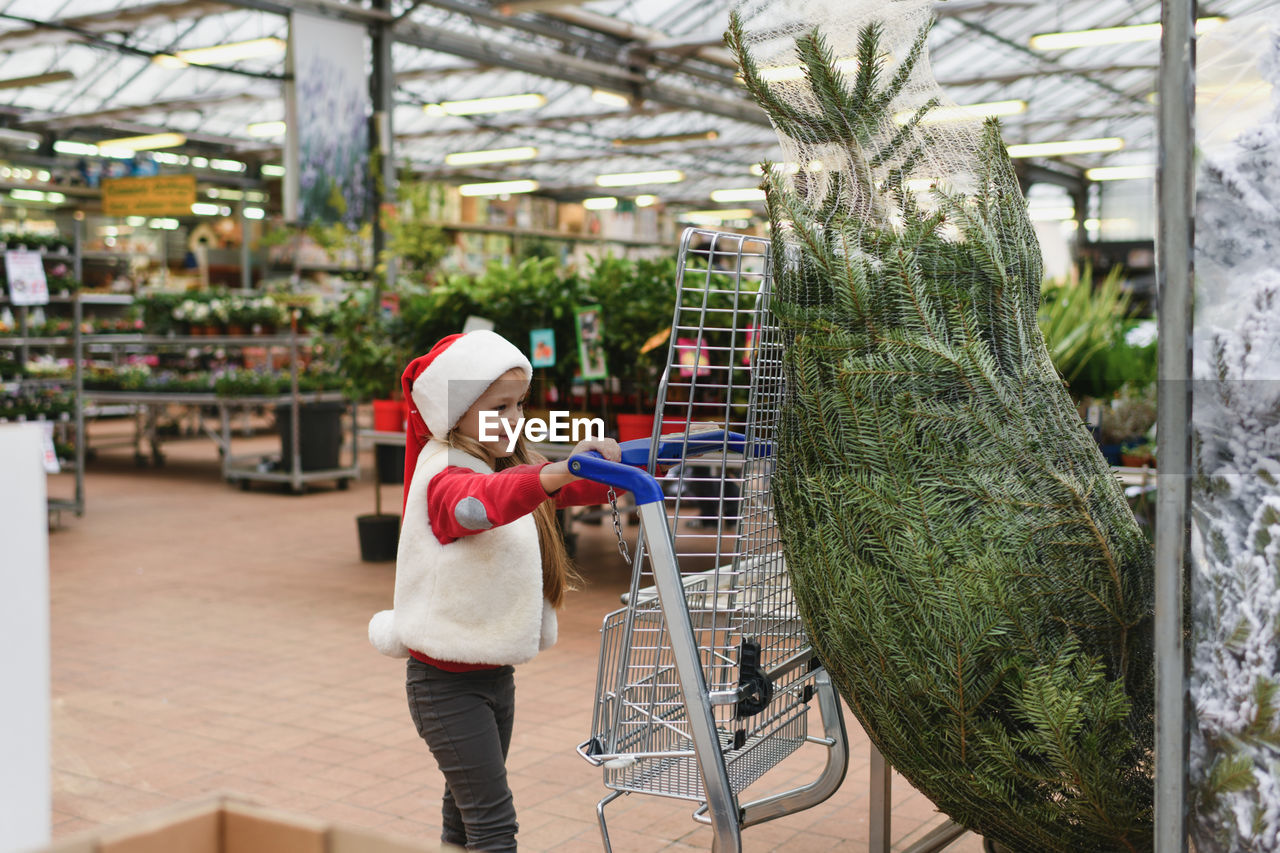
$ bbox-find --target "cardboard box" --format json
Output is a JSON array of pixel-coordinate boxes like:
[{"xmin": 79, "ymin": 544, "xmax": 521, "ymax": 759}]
[{"xmin": 39, "ymin": 796, "xmax": 457, "ymax": 853}]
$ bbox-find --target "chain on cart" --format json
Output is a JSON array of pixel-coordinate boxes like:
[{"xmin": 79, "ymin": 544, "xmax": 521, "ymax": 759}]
[{"xmin": 571, "ymin": 229, "xmax": 851, "ymax": 853}]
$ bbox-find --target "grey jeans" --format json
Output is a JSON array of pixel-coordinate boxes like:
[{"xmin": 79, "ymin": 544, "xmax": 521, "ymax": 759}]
[{"xmin": 406, "ymin": 657, "xmax": 518, "ymax": 852}]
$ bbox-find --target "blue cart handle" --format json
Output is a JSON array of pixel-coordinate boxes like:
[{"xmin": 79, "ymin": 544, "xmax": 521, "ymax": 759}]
[
  {"xmin": 568, "ymin": 431, "xmax": 770, "ymax": 507},
  {"xmin": 568, "ymin": 453, "xmax": 663, "ymax": 505}
]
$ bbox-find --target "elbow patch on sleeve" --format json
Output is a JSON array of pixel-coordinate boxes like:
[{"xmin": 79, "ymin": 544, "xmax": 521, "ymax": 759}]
[{"xmin": 454, "ymin": 496, "xmax": 494, "ymax": 531}]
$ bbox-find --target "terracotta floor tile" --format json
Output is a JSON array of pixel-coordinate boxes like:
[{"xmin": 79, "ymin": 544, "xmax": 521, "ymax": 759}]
[{"xmin": 44, "ymin": 429, "xmax": 987, "ymax": 851}]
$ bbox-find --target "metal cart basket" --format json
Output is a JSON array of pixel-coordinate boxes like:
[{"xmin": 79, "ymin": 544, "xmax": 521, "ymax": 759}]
[{"xmin": 570, "ymin": 228, "xmax": 850, "ymax": 852}]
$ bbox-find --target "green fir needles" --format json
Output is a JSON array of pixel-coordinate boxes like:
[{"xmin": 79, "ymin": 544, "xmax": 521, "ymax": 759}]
[{"xmin": 728, "ymin": 11, "xmax": 1154, "ymax": 852}]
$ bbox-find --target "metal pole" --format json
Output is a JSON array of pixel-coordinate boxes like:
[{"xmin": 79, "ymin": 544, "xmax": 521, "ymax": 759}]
[
  {"xmin": 370, "ymin": 1, "xmax": 397, "ymax": 299},
  {"xmin": 72, "ymin": 217, "xmax": 85, "ymax": 515},
  {"xmin": 240, "ymin": 202, "xmax": 252, "ymax": 291},
  {"xmin": 1154, "ymin": 0, "xmax": 1195, "ymax": 849},
  {"xmin": 869, "ymin": 744, "xmax": 891, "ymax": 853}
]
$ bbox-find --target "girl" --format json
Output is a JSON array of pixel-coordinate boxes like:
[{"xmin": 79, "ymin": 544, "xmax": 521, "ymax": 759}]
[{"xmin": 369, "ymin": 330, "xmax": 622, "ymax": 852}]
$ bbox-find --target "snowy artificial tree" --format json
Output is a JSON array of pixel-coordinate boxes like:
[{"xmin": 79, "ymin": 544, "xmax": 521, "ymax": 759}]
[
  {"xmin": 1190, "ymin": 17, "xmax": 1280, "ymax": 853},
  {"xmin": 728, "ymin": 1, "xmax": 1155, "ymax": 850}
]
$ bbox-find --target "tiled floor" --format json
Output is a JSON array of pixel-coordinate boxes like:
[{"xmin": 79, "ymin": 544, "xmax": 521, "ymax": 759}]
[{"xmin": 44, "ymin": 421, "xmax": 984, "ymax": 852}]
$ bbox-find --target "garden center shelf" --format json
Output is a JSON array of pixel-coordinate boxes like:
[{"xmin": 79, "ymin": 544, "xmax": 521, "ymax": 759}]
[
  {"xmin": 0, "ymin": 231, "xmax": 88, "ymax": 522},
  {"xmin": 81, "ymin": 333, "xmax": 358, "ymax": 494}
]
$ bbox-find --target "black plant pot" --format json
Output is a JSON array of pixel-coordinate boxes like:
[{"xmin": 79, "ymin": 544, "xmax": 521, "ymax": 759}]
[
  {"xmin": 276, "ymin": 401, "xmax": 345, "ymax": 472},
  {"xmin": 375, "ymin": 443, "xmax": 406, "ymax": 484},
  {"xmin": 357, "ymin": 513, "xmax": 400, "ymax": 562}
]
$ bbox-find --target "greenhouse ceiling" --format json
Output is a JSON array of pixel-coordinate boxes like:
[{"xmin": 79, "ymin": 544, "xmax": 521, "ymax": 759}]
[{"xmin": 0, "ymin": 0, "xmax": 1270, "ymax": 207}]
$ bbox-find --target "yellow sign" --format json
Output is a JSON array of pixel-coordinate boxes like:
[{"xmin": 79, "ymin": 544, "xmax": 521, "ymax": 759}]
[{"xmin": 102, "ymin": 175, "xmax": 197, "ymax": 217}]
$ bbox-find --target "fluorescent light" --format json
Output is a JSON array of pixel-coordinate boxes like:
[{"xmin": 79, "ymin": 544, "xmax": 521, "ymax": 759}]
[
  {"xmin": 148, "ymin": 218, "xmax": 180, "ymax": 230},
  {"xmin": 173, "ymin": 37, "xmax": 286, "ymax": 66},
  {"xmin": 10, "ymin": 189, "xmax": 46, "ymax": 202},
  {"xmin": 583, "ymin": 197, "xmax": 617, "ymax": 210},
  {"xmin": 1006, "ymin": 137, "xmax": 1124, "ymax": 158},
  {"xmin": 126, "ymin": 216, "xmax": 147, "ymax": 226},
  {"xmin": 1031, "ymin": 17, "xmax": 1225, "ymax": 50},
  {"xmin": 98, "ymin": 132, "xmax": 186, "ymax": 156},
  {"xmin": 191, "ymin": 202, "xmax": 221, "ymax": 216},
  {"xmin": 191, "ymin": 156, "xmax": 208, "ymax": 168},
  {"xmin": 710, "ymin": 188, "xmax": 766, "ymax": 203},
  {"xmin": 425, "ymin": 93, "xmax": 547, "ymax": 116},
  {"xmin": 152, "ymin": 151, "xmax": 188, "ymax": 165},
  {"xmin": 261, "ymin": 164, "xmax": 286, "ymax": 177},
  {"xmin": 53, "ymin": 140, "xmax": 99, "ymax": 156},
  {"xmin": 247, "ymin": 121, "xmax": 286, "ymax": 137},
  {"xmin": 634, "ymin": 194, "xmax": 657, "ymax": 207},
  {"xmin": 595, "ymin": 169, "xmax": 684, "ymax": 187},
  {"xmin": 151, "ymin": 54, "xmax": 188, "ymax": 69},
  {"xmin": 752, "ymin": 56, "xmax": 860, "ymax": 83},
  {"xmin": 591, "ymin": 88, "xmax": 630, "ymax": 108},
  {"xmin": 47, "ymin": 192, "xmax": 65, "ymax": 203},
  {"xmin": 244, "ymin": 207, "xmax": 266, "ymax": 220},
  {"xmin": 209, "ymin": 158, "xmax": 246, "ymax": 172},
  {"xmin": 1085, "ymin": 164, "xmax": 1155, "ymax": 181},
  {"xmin": 679, "ymin": 208, "xmax": 757, "ymax": 224},
  {"xmin": 444, "ymin": 146, "xmax": 538, "ymax": 166},
  {"xmin": 898, "ymin": 99, "xmax": 1026, "ymax": 124},
  {"xmin": 458, "ymin": 179, "xmax": 539, "ymax": 197},
  {"xmin": 0, "ymin": 128, "xmax": 42, "ymax": 149}
]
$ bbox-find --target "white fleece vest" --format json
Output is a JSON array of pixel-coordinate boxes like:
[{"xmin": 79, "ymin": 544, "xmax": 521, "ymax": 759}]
[{"xmin": 368, "ymin": 440, "xmax": 557, "ymax": 664}]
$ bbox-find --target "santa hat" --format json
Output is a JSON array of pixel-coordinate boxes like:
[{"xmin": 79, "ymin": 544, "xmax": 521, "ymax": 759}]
[{"xmin": 400, "ymin": 330, "xmax": 532, "ymax": 510}]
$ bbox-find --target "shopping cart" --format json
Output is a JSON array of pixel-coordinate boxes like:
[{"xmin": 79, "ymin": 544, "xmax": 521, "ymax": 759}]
[{"xmin": 569, "ymin": 229, "xmax": 851, "ymax": 852}]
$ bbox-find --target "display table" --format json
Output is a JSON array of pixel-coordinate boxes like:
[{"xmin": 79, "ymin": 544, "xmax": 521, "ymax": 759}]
[{"xmin": 86, "ymin": 390, "xmax": 359, "ymax": 493}]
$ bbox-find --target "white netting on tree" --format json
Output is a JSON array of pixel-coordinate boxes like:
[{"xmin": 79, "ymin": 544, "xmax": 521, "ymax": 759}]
[
  {"xmin": 729, "ymin": 1, "xmax": 1155, "ymax": 850},
  {"xmin": 729, "ymin": 0, "xmax": 988, "ymax": 233},
  {"xmin": 1191, "ymin": 16, "xmax": 1280, "ymax": 853}
]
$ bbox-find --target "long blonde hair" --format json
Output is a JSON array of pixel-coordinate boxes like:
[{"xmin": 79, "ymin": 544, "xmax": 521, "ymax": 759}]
[{"xmin": 443, "ymin": 430, "xmax": 583, "ymax": 608}]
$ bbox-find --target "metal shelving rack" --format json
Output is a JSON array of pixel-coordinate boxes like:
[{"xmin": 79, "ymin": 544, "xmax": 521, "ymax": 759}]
[
  {"xmin": 82, "ymin": 332, "xmax": 359, "ymax": 494},
  {"xmin": 0, "ymin": 224, "xmax": 88, "ymax": 522}
]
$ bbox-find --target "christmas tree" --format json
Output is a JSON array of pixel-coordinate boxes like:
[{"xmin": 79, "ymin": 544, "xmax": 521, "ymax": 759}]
[
  {"xmin": 728, "ymin": 3, "xmax": 1154, "ymax": 849},
  {"xmin": 1190, "ymin": 17, "xmax": 1280, "ymax": 852}
]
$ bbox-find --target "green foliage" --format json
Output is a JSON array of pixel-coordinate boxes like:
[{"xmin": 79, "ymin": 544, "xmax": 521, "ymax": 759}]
[
  {"xmin": 321, "ymin": 286, "xmax": 406, "ymax": 401},
  {"xmin": 1037, "ymin": 267, "xmax": 1143, "ymax": 397},
  {"xmin": 391, "ymin": 254, "xmax": 678, "ymax": 406},
  {"xmin": 383, "ymin": 181, "xmax": 450, "ymax": 277},
  {"xmin": 731, "ymin": 13, "xmax": 1154, "ymax": 852},
  {"xmin": 583, "ymin": 254, "xmax": 680, "ymax": 408}
]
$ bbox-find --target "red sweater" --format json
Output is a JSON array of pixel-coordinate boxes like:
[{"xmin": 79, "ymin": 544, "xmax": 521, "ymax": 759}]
[{"xmin": 409, "ymin": 462, "xmax": 617, "ymax": 672}]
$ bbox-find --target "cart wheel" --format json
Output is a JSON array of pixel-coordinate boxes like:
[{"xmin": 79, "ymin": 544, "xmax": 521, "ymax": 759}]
[
  {"xmin": 239, "ymin": 479, "xmax": 251, "ymax": 492},
  {"xmin": 337, "ymin": 478, "xmax": 350, "ymax": 491},
  {"xmin": 290, "ymin": 483, "xmax": 306, "ymax": 495},
  {"xmin": 133, "ymin": 452, "xmax": 148, "ymax": 468},
  {"xmin": 152, "ymin": 452, "xmax": 166, "ymax": 467}
]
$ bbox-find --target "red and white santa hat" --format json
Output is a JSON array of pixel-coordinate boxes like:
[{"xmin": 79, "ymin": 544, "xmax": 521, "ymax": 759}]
[{"xmin": 400, "ymin": 331, "xmax": 532, "ymax": 503}]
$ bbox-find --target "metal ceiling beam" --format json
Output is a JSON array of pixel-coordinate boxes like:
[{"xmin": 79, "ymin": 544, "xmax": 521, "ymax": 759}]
[
  {"xmin": 392, "ymin": 17, "xmax": 771, "ymax": 127},
  {"xmin": 218, "ymin": 0, "xmax": 389, "ymax": 25},
  {"xmin": 20, "ymin": 90, "xmax": 270, "ymax": 129},
  {"xmin": 941, "ymin": 63, "xmax": 1155, "ymax": 87},
  {"xmin": 394, "ymin": 105, "xmax": 683, "ymax": 140},
  {"xmin": 0, "ymin": 0, "xmax": 233, "ymax": 51}
]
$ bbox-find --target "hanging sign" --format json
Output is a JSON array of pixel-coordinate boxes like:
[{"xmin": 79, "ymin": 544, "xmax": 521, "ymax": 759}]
[
  {"xmin": 530, "ymin": 328, "xmax": 556, "ymax": 368},
  {"xmin": 575, "ymin": 306, "xmax": 608, "ymax": 380},
  {"xmin": 4, "ymin": 250, "xmax": 48, "ymax": 306},
  {"xmin": 101, "ymin": 174, "xmax": 197, "ymax": 217},
  {"xmin": 676, "ymin": 336, "xmax": 712, "ymax": 378},
  {"xmin": 40, "ymin": 422, "xmax": 60, "ymax": 474}
]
